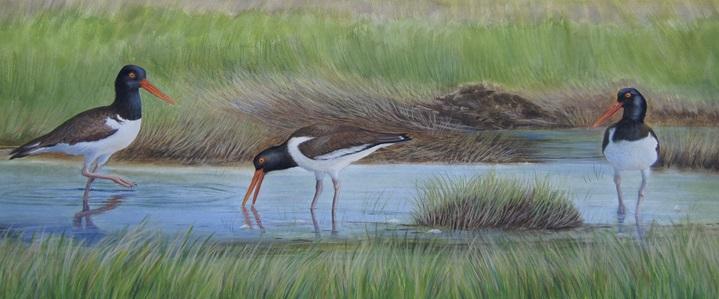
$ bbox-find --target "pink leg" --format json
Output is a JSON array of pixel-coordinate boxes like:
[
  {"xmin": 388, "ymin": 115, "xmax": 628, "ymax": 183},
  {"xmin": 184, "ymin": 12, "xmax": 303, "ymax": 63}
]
[
  {"xmin": 614, "ymin": 170, "xmax": 625, "ymax": 215},
  {"xmin": 331, "ymin": 176, "xmax": 341, "ymax": 233},
  {"xmin": 82, "ymin": 164, "xmax": 135, "ymax": 188}
]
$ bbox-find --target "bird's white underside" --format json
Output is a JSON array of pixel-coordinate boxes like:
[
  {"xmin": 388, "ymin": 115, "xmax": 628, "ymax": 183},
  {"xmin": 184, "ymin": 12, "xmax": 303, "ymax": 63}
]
[
  {"xmin": 33, "ymin": 116, "xmax": 141, "ymax": 165},
  {"xmin": 604, "ymin": 128, "xmax": 658, "ymax": 171},
  {"xmin": 287, "ymin": 136, "xmax": 391, "ymax": 177}
]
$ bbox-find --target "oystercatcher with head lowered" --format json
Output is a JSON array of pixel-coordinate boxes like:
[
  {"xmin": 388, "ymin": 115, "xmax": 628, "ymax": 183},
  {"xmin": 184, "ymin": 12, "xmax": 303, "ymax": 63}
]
[
  {"xmin": 242, "ymin": 124, "xmax": 410, "ymax": 230},
  {"xmin": 592, "ymin": 87, "xmax": 659, "ymax": 216},
  {"xmin": 9, "ymin": 65, "xmax": 175, "ymax": 189}
]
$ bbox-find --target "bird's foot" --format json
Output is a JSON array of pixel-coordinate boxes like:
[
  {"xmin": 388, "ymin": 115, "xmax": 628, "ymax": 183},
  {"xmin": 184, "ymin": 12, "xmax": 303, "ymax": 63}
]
[{"xmin": 110, "ymin": 176, "xmax": 136, "ymax": 188}]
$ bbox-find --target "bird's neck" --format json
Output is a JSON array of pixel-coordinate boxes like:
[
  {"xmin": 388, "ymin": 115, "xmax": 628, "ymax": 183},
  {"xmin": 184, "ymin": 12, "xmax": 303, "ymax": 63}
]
[
  {"xmin": 621, "ymin": 100, "xmax": 646, "ymax": 123},
  {"xmin": 113, "ymin": 87, "xmax": 142, "ymax": 120},
  {"xmin": 275, "ymin": 143, "xmax": 298, "ymax": 170}
]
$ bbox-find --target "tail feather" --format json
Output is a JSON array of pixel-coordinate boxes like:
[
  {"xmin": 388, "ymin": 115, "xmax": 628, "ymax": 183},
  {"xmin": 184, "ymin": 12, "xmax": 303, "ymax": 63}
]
[
  {"xmin": 376, "ymin": 133, "xmax": 411, "ymax": 145},
  {"xmin": 8, "ymin": 142, "xmax": 42, "ymax": 160}
]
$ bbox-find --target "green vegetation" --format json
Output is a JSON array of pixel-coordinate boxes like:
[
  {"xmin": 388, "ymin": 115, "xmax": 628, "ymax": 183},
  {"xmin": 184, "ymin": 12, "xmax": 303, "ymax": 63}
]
[
  {"xmin": 1, "ymin": 226, "xmax": 718, "ymax": 298},
  {"xmin": 1, "ymin": 1, "xmax": 718, "ymax": 162},
  {"xmin": 658, "ymin": 127, "xmax": 719, "ymax": 171},
  {"xmin": 413, "ymin": 174, "xmax": 581, "ymax": 229}
]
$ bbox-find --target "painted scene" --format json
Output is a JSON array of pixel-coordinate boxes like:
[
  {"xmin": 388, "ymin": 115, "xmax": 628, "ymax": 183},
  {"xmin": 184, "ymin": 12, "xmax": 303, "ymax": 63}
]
[{"xmin": 1, "ymin": 0, "xmax": 719, "ymax": 298}]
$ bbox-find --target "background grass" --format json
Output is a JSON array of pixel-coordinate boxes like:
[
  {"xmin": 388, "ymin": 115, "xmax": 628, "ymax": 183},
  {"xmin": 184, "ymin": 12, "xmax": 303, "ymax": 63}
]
[
  {"xmin": 413, "ymin": 174, "xmax": 582, "ymax": 229},
  {"xmin": 1, "ymin": 225, "xmax": 718, "ymax": 298},
  {"xmin": 657, "ymin": 127, "xmax": 719, "ymax": 170},
  {"xmin": 1, "ymin": 0, "xmax": 718, "ymax": 163}
]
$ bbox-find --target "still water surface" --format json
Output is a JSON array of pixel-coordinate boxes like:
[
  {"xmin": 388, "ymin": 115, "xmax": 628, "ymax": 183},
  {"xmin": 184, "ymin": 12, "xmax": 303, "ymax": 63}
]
[{"xmin": 1, "ymin": 129, "xmax": 717, "ymax": 241}]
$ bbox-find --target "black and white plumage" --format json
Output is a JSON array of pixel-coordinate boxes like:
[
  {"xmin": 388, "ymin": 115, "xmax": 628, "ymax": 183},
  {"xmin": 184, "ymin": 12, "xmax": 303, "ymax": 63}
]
[
  {"xmin": 593, "ymin": 87, "xmax": 659, "ymax": 216},
  {"xmin": 242, "ymin": 124, "xmax": 410, "ymax": 231},
  {"xmin": 9, "ymin": 65, "xmax": 175, "ymax": 189}
]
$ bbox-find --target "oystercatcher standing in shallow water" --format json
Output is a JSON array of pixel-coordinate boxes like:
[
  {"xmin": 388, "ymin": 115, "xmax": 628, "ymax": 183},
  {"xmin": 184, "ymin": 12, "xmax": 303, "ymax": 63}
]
[
  {"xmin": 242, "ymin": 124, "xmax": 410, "ymax": 230},
  {"xmin": 9, "ymin": 65, "xmax": 175, "ymax": 189},
  {"xmin": 592, "ymin": 88, "xmax": 659, "ymax": 216}
]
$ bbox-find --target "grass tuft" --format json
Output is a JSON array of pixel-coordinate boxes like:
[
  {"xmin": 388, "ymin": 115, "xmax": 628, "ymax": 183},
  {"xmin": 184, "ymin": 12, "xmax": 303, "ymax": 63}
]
[
  {"xmin": 413, "ymin": 174, "xmax": 582, "ymax": 229},
  {"xmin": 658, "ymin": 127, "xmax": 719, "ymax": 171}
]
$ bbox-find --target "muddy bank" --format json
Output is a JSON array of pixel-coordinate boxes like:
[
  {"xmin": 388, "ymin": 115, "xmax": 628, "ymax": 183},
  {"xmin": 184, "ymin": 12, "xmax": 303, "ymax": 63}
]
[
  {"xmin": 422, "ymin": 85, "xmax": 562, "ymax": 129},
  {"xmin": 421, "ymin": 84, "xmax": 719, "ymax": 129}
]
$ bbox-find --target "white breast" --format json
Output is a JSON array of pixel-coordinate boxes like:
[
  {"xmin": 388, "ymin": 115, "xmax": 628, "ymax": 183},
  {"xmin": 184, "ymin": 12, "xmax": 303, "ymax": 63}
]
[
  {"xmin": 99, "ymin": 116, "xmax": 142, "ymax": 153},
  {"xmin": 604, "ymin": 128, "xmax": 658, "ymax": 171}
]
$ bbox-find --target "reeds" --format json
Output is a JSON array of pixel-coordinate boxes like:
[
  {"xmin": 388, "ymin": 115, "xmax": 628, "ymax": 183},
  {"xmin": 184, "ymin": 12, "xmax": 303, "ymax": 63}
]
[
  {"xmin": 657, "ymin": 127, "xmax": 719, "ymax": 171},
  {"xmin": 2, "ymin": 2, "xmax": 719, "ymax": 163},
  {"xmin": 413, "ymin": 174, "xmax": 582, "ymax": 229},
  {"xmin": 1, "ymin": 225, "xmax": 718, "ymax": 298}
]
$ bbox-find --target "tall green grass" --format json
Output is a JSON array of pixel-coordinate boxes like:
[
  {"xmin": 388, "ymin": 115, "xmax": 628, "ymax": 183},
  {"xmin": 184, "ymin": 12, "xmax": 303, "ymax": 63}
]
[
  {"xmin": 1, "ymin": 2, "xmax": 718, "ymax": 161},
  {"xmin": 1, "ymin": 226, "xmax": 718, "ymax": 298},
  {"xmin": 414, "ymin": 174, "xmax": 582, "ymax": 229}
]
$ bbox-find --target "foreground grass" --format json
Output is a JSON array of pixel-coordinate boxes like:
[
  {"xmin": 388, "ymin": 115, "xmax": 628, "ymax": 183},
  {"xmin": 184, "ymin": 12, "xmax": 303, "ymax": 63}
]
[
  {"xmin": 1, "ymin": 1, "xmax": 718, "ymax": 162},
  {"xmin": 1, "ymin": 226, "xmax": 718, "ymax": 298},
  {"xmin": 413, "ymin": 174, "xmax": 582, "ymax": 229}
]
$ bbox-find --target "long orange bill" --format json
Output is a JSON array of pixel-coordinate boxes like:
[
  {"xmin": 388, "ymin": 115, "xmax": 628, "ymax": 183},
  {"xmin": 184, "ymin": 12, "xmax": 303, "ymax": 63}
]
[
  {"xmin": 139, "ymin": 79, "xmax": 176, "ymax": 104},
  {"xmin": 591, "ymin": 102, "xmax": 622, "ymax": 128},
  {"xmin": 242, "ymin": 169, "xmax": 266, "ymax": 206}
]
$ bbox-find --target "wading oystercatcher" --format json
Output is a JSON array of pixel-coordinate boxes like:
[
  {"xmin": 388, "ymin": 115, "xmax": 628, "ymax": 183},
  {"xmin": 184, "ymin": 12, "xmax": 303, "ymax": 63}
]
[
  {"xmin": 9, "ymin": 65, "xmax": 175, "ymax": 189},
  {"xmin": 592, "ymin": 88, "xmax": 659, "ymax": 216},
  {"xmin": 242, "ymin": 124, "xmax": 410, "ymax": 230}
]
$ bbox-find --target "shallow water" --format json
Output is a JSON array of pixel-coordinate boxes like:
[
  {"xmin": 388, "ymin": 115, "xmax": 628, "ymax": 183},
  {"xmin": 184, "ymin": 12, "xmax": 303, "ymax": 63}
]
[{"xmin": 1, "ymin": 129, "xmax": 718, "ymax": 241}]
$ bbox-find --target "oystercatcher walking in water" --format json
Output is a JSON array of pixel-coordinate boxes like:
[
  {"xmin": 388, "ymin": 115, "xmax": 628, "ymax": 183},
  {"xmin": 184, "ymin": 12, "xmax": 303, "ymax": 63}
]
[
  {"xmin": 9, "ymin": 65, "xmax": 175, "ymax": 189},
  {"xmin": 592, "ymin": 88, "xmax": 659, "ymax": 216},
  {"xmin": 242, "ymin": 124, "xmax": 410, "ymax": 230}
]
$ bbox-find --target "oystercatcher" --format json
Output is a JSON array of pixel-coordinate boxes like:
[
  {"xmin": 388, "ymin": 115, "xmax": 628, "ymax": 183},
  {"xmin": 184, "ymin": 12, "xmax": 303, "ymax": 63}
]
[
  {"xmin": 592, "ymin": 88, "xmax": 659, "ymax": 216},
  {"xmin": 242, "ymin": 124, "xmax": 410, "ymax": 229},
  {"xmin": 9, "ymin": 65, "xmax": 175, "ymax": 188}
]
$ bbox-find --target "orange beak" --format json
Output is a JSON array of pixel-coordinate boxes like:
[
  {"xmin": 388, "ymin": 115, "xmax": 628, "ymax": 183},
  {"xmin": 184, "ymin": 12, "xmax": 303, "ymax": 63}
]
[
  {"xmin": 139, "ymin": 79, "xmax": 176, "ymax": 105},
  {"xmin": 242, "ymin": 169, "xmax": 266, "ymax": 206},
  {"xmin": 591, "ymin": 102, "xmax": 623, "ymax": 128}
]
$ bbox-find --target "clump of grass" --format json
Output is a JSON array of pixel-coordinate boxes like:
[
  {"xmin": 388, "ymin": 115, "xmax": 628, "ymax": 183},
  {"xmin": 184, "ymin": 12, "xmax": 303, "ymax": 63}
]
[
  {"xmin": 657, "ymin": 127, "xmax": 719, "ymax": 171},
  {"xmin": 1, "ymin": 225, "xmax": 719, "ymax": 297},
  {"xmin": 413, "ymin": 174, "xmax": 582, "ymax": 229}
]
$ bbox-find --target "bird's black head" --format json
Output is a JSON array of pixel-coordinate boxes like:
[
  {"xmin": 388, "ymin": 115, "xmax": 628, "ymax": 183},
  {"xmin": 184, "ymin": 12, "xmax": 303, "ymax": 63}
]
[
  {"xmin": 243, "ymin": 144, "xmax": 297, "ymax": 206},
  {"xmin": 252, "ymin": 144, "xmax": 297, "ymax": 173},
  {"xmin": 616, "ymin": 87, "xmax": 647, "ymax": 122},
  {"xmin": 115, "ymin": 65, "xmax": 147, "ymax": 90},
  {"xmin": 592, "ymin": 87, "xmax": 648, "ymax": 128},
  {"xmin": 113, "ymin": 64, "xmax": 175, "ymax": 105}
]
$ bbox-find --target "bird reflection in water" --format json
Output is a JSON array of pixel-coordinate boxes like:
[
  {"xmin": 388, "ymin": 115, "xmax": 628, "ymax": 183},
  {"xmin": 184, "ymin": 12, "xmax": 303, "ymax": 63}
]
[
  {"xmin": 73, "ymin": 189, "xmax": 123, "ymax": 235},
  {"xmin": 241, "ymin": 206, "xmax": 265, "ymax": 232},
  {"xmin": 239, "ymin": 207, "xmax": 330, "ymax": 237},
  {"xmin": 616, "ymin": 212, "xmax": 647, "ymax": 242}
]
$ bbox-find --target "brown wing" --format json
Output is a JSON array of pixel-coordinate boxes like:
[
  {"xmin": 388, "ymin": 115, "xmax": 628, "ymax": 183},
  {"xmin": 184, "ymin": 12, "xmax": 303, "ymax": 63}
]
[
  {"xmin": 294, "ymin": 124, "xmax": 409, "ymax": 159},
  {"xmin": 10, "ymin": 106, "xmax": 119, "ymax": 158}
]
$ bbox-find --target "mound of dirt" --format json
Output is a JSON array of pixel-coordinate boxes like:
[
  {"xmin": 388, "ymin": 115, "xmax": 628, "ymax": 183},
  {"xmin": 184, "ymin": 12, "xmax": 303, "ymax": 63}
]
[{"xmin": 426, "ymin": 85, "xmax": 560, "ymax": 129}]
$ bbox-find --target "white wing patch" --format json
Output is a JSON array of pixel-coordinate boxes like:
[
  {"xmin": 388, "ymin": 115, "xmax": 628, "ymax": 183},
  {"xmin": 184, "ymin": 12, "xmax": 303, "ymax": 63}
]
[{"xmin": 314, "ymin": 144, "xmax": 372, "ymax": 160}]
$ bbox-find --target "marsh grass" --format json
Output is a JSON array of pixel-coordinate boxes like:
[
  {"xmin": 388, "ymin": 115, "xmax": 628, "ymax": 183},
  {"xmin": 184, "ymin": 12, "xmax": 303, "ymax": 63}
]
[
  {"xmin": 414, "ymin": 174, "xmax": 582, "ymax": 229},
  {"xmin": 657, "ymin": 127, "xmax": 719, "ymax": 171},
  {"xmin": 1, "ymin": 1, "xmax": 719, "ymax": 162},
  {"xmin": 1, "ymin": 225, "xmax": 718, "ymax": 298}
]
